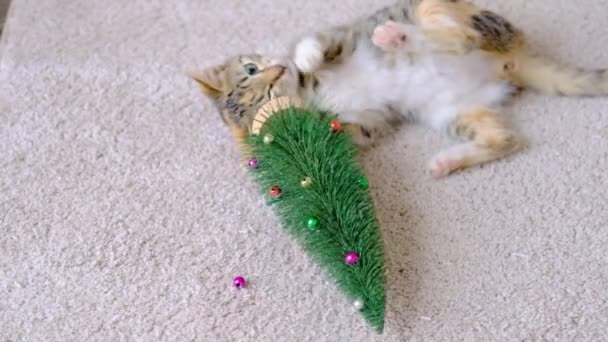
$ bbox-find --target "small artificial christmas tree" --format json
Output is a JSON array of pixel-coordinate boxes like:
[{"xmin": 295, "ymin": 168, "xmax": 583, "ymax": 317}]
[{"xmin": 243, "ymin": 98, "xmax": 387, "ymax": 332}]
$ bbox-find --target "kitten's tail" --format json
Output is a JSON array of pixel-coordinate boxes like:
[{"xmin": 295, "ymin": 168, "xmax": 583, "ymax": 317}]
[{"xmin": 511, "ymin": 52, "xmax": 608, "ymax": 96}]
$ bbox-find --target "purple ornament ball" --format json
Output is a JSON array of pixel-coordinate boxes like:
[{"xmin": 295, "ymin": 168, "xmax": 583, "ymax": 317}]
[
  {"xmin": 345, "ymin": 252, "xmax": 359, "ymax": 265},
  {"xmin": 248, "ymin": 158, "xmax": 259, "ymax": 169},
  {"xmin": 233, "ymin": 276, "xmax": 247, "ymax": 289}
]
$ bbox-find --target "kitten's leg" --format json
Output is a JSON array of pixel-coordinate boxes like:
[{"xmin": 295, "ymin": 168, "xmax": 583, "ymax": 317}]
[
  {"xmin": 415, "ymin": 0, "xmax": 525, "ymax": 55},
  {"xmin": 429, "ymin": 107, "xmax": 522, "ymax": 178},
  {"xmin": 343, "ymin": 107, "xmax": 403, "ymax": 148}
]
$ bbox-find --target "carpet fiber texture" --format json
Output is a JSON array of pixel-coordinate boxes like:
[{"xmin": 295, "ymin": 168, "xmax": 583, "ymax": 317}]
[{"xmin": 1, "ymin": 1, "xmax": 607, "ymax": 340}]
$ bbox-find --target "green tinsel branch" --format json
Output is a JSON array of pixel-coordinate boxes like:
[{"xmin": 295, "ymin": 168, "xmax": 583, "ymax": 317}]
[{"xmin": 244, "ymin": 106, "xmax": 386, "ymax": 332}]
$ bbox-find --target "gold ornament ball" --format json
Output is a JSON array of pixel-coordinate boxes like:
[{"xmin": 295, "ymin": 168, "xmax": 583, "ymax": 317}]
[
  {"xmin": 263, "ymin": 134, "xmax": 275, "ymax": 144},
  {"xmin": 301, "ymin": 176, "xmax": 313, "ymax": 188}
]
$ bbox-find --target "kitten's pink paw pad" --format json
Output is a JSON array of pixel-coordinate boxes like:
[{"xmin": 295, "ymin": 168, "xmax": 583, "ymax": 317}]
[
  {"xmin": 429, "ymin": 158, "xmax": 463, "ymax": 178},
  {"xmin": 372, "ymin": 21, "xmax": 407, "ymax": 51}
]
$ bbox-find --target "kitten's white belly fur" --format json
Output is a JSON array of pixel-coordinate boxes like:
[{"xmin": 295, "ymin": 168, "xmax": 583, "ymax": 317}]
[{"xmin": 312, "ymin": 41, "xmax": 511, "ymax": 130}]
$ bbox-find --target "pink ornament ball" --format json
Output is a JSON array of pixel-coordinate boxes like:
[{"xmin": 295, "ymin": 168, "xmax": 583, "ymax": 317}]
[
  {"xmin": 233, "ymin": 276, "xmax": 247, "ymax": 289},
  {"xmin": 345, "ymin": 252, "xmax": 359, "ymax": 265}
]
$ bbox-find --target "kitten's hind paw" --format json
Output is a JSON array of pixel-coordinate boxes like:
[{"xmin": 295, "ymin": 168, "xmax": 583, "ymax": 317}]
[
  {"xmin": 294, "ymin": 37, "xmax": 324, "ymax": 73},
  {"xmin": 429, "ymin": 158, "xmax": 464, "ymax": 178},
  {"xmin": 428, "ymin": 147, "xmax": 469, "ymax": 178},
  {"xmin": 372, "ymin": 21, "xmax": 408, "ymax": 52}
]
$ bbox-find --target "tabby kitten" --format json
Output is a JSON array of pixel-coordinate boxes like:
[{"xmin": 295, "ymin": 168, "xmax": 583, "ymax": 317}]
[{"xmin": 192, "ymin": 0, "xmax": 608, "ymax": 177}]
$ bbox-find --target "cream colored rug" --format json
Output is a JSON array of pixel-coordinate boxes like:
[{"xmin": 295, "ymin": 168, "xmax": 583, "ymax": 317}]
[{"xmin": 1, "ymin": 1, "xmax": 607, "ymax": 340}]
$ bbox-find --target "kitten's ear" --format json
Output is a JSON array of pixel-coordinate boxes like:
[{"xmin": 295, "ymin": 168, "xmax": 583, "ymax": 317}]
[{"xmin": 190, "ymin": 65, "xmax": 227, "ymax": 99}]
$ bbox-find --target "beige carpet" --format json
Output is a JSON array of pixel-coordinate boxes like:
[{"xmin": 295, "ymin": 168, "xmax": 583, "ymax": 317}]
[{"xmin": 2, "ymin": 0, "xmax": 608, "ymax": 340}]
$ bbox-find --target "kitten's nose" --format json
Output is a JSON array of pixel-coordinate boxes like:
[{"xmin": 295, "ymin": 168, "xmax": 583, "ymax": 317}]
[{"xmin": 262, "ymin": 65, "xmax": 286, "ymax": 82}]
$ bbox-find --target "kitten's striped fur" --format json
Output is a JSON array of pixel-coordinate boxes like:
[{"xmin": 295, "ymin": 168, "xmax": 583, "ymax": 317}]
[{"xmin": 193, "ymin": 0, "xmax": 608, "ymax": 177}]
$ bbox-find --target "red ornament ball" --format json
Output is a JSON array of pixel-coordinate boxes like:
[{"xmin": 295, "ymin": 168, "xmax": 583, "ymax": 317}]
[
  {"xmin": 330, "ymin": 120, "xmax": 342, "ymax": 132},
  {"xmin": 269, "ymin": 185, "xmax": 282, "ymax": 198}
]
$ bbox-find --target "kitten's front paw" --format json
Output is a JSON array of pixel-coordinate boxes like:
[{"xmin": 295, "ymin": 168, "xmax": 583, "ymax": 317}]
[
  {"xmin": 372, "ymin": 21, "xmax": 408, "ymax": 52},
  {"xmin": 294, "ymin": 37, "xmax": 324, "ymax": 73},
  {"xmin": 344, "ymin": 124, "xmax": 375, "ymax": 148}
]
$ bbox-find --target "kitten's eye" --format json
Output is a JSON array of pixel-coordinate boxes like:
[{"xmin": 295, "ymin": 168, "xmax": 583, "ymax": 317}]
[{"xmin": 244, "ymin": 63, "xmax": 259, "ymax": 76}]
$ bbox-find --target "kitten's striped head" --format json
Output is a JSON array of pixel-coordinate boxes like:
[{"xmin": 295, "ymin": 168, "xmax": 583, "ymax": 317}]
[{"xmin": 192, "ymin": 54, "xmax": 299, "ymax": 138}]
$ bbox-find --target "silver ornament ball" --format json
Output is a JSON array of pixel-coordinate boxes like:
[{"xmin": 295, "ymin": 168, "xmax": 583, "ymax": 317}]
[{"xmin": 353, "ymin": 299, "xmax": 364, "ymax": 310}]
